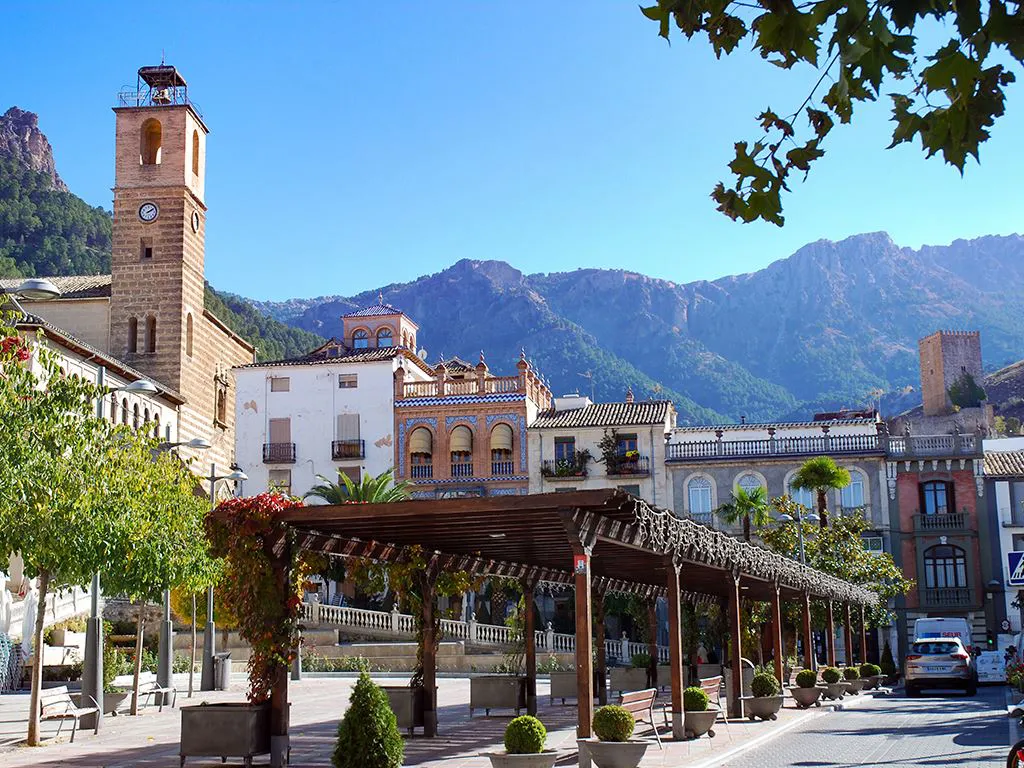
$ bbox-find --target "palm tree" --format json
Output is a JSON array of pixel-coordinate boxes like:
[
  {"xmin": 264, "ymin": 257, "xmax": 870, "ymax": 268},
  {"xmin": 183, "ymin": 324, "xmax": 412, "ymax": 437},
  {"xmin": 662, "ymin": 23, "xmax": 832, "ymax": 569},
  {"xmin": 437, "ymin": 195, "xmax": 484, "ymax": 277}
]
[
  {"xmin": 790, "ymin": 456, "xmax": 851, "ymax": 528},
  {"xmin": 715, "ymin": 485, "xmax": 771, "ymax": 542},
  {"xmin": 303, "ymin": 468, "xmax": 411, "ymax": 504}
]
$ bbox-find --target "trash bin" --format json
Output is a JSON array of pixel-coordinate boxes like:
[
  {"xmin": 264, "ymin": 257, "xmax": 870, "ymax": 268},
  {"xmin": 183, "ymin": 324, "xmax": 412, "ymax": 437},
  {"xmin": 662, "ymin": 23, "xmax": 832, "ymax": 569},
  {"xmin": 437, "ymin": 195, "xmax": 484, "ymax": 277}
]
[{"xmin": 213, "ymin": 651, "xmax": 232, "ymax": 691}]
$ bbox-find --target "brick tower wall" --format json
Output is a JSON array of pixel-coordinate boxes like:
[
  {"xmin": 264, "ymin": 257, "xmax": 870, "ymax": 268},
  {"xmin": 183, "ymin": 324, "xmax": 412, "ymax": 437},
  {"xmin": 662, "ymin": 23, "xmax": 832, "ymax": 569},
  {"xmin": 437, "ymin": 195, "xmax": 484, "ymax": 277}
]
[{"xmin": 919, "ymin": 330, "xmax": 982, "ymax": 416}]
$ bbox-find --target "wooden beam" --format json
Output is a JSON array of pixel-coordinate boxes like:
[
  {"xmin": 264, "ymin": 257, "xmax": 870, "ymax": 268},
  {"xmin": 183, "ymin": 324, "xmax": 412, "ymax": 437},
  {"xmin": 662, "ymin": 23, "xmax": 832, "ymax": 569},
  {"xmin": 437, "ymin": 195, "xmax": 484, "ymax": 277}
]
[
  {"xmin": 728, "ymin": 575, "xmax": 743, "ymax": 719},
  {"xmin": 844, "ymin": 603, "xmax": 855, "ymax": 666},
  {"xmin": 419, "ymin": 558, "xmax": 441, "ymax": 738},
  {"xmin": 665, "ymin": 560, "xmax": 685, "ymax": 739},
  {"xmin": 573, "ymin": 548, "xmax": 594, "ymax": 739},
  {"xmin": 860, "ymin": 604, "xmax": 868, "ymax": 666},
  {"xmin": 771, "ymin": 585, "xmax": 784, "ymax": 686},
  {"xmin": 593, "ymin": 585, "xmax": 608, "ymax": 706},
  {"xmin": 269, "ymin": 541, "xmax": 290, "ymax": 767},
  {"xmin": 802, "ymin": 592, "xmax": 814, "ymax": 671},
  {"xmin": 522, "ymin": 576, "xmax": 538, "ymax": 716},
  {"xmin": 826, "ymin": 601, "xmax": 836, "ymax": 668}
]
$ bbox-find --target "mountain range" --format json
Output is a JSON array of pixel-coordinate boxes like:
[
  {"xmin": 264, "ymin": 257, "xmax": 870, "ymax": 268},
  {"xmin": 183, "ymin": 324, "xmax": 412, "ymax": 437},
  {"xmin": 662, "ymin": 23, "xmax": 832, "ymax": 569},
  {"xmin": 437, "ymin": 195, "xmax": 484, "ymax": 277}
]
[{"xmin": 3, "ymin": 105, "xmax": 1024, "ymax": 424}]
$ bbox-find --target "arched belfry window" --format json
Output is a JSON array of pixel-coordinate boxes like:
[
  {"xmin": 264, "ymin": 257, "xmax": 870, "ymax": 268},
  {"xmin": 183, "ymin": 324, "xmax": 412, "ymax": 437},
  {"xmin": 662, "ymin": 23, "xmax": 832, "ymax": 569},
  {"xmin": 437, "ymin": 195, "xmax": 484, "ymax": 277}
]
[
  {"xmin": 145, "ymin": 316, "xmax": 157, "ymax": 353},
  {"xmin": 377, "ymin": 327, "xmax": 393, "ymax": 348},
  {"xmin": 127, "ymin": 317, "xmax": 138, "ymax": 354},
  {"xmin": 191, "ymin": 130, "xmax": 200, "ymax": 176},
  {"xmin": 141, "ymin": 118, "xmax": 162, "ymax": 165},
  {"xmin": 352, "ymin": 329, "xmax": 369, "ymax": 349}
]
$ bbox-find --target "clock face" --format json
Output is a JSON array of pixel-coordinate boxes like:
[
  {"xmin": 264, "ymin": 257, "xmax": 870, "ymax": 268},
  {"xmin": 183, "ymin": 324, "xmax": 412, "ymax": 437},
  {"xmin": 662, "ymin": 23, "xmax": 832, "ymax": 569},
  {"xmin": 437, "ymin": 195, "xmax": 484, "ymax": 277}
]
[
  {"xmin": 191, "ymin": 210, "xmax": 201, "ymax": 233},
  {"xmin": 138, "ymin": 202, "xmax": 159, "ymax": 223}
]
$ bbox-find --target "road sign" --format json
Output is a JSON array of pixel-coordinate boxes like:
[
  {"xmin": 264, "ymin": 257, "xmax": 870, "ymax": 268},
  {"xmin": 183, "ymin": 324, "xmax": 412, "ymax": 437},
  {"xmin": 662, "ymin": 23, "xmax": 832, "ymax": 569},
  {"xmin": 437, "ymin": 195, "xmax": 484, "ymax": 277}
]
[{"xmin": 1008, "ymin": 551, "xmax": 1024, "ymax": 586}]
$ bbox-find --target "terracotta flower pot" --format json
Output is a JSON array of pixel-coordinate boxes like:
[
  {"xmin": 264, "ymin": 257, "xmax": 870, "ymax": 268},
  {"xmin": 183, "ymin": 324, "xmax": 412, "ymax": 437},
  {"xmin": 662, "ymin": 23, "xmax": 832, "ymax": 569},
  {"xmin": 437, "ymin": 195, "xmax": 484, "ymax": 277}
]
[
  {"xmin": 578, "ymin": 739, "xmax": 650, "ymax": 768},
  {"xmin": 790, "ymin": 686, "xmax": 822, "ymax": 709},
  {"xmin": 745, "ymin": 694, "xmax": 784, "ymax": 721}
]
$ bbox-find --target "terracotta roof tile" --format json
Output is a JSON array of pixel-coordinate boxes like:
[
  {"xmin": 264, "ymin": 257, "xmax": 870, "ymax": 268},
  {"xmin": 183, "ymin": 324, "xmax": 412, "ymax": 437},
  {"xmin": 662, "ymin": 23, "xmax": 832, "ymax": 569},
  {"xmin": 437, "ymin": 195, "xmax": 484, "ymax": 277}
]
[
  {"xmin": 531, "ymin": 401, "xmax": 673, "ymax": 429},
  {"xmin": 343, "ymin": 302, "xmax": 403, "ymax": 318},
  {"xmin": 984, "ymin": 450, "xmax": 1024, "ymax": 478}
]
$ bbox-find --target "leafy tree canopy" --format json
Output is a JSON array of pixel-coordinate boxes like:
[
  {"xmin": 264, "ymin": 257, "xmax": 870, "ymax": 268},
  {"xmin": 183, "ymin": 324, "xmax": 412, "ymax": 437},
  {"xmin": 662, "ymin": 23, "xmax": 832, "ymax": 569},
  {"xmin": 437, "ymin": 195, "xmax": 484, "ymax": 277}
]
[
  {"xmin": 642, "ymin": 0, "xmax": 1023, "ymax": 225},
  {"xmin": 948, "ymin": 370, "xmax": 987, "ymax": 408}
]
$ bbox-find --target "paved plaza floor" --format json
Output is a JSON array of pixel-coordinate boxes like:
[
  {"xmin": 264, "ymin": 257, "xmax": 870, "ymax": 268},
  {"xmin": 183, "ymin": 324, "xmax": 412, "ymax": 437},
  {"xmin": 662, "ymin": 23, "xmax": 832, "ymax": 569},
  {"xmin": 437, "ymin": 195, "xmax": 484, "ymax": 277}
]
[{"xmin": 0, "ymin": 675, "xmax": 881, "ymax": 767}]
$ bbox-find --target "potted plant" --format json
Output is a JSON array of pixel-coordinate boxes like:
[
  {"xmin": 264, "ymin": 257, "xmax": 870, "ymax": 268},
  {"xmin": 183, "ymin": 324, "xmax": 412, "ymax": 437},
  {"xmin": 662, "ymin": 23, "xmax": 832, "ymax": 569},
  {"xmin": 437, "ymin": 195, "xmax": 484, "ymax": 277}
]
[
  {"xmin": 744, "ymin": 671, "xmax": 784, "ymax": 721},
  {"xmin": 333, "ymin": 672, "xmax": 403, "ymax": 768},
  {"xmin": 820, "ymin": 666, "xmax": 845, "ymax": 700},
  {"xmin": 790, "ymin": 669, "xmax": 822, "ymax": 708},
  {"xmin": 842, "ymin": 666, "xmax": 865, "ymax": 694},
  {"xmin": 609, "ymin": 653, "xmax": 650, "ymax": 694},
  {"xmin": 485, "ymin": 715, "xmax": 559, "ymax": 768},
  {"xmin": 879, "ymin": 641, "xmax": 898, "ymax": 684},
  {"xmin": 683, "ymin": 686, "xmax": 718, "ymax": 739},
  {"xmin": 543, "ymin": 656, "xmax": 577, "ymax": 705},
  {"xmin": 859, "ymin": 662, "xmax": 883, "ymax": 690},
  {"xmin": 579, "ymin": 705, "xmax": 649, "ymax": 768}
]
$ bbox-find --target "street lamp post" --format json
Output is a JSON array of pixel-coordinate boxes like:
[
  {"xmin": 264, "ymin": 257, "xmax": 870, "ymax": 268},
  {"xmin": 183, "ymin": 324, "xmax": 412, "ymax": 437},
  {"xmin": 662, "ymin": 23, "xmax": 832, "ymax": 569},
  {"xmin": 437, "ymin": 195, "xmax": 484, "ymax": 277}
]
[
  {"xmin": 201, "ymin": 464, "xmax": 247, "ymax": 691},
  {"xmin": 776, "ymin": 508, "xmax": 820, "ymax": 565}
]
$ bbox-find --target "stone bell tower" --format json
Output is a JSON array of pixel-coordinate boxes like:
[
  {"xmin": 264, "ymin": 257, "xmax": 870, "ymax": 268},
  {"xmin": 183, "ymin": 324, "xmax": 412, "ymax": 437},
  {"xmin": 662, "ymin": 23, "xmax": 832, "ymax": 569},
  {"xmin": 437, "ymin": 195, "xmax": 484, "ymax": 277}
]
[{"xmin": 110, "ymin": 65, "xmax": 208, "ymax": 392}]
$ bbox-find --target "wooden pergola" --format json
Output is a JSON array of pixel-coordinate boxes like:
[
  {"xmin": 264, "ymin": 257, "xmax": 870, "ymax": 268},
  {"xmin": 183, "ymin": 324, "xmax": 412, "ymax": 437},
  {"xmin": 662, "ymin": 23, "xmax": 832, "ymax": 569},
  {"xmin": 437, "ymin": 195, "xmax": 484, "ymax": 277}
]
[{"xmin": 253, "ymin": 489, "xmax": 876, "ymax": 765}]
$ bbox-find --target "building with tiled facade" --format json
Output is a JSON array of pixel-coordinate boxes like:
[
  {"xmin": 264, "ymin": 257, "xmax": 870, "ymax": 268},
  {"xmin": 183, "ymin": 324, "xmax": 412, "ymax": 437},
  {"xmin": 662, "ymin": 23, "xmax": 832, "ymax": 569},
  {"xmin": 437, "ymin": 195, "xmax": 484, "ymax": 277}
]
[
  {"xmin": 394, "ymin": 351, "xmax": 552, "ymax": 498},
  {"xmin": 527, "ymin": 392, "xmax": 675, "ymax": 505},
  {"xmin": 979, "ymin": 441, "xmax": 1024, "ymax": 643}
]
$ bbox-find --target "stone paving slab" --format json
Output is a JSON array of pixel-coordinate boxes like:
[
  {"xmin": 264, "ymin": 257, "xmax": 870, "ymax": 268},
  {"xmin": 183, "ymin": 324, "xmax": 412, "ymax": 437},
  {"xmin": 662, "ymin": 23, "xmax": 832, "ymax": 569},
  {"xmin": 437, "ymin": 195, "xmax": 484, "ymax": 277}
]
[{"xmin": 0, "ymin": 677, "xmax": 882, "ymax": 767}]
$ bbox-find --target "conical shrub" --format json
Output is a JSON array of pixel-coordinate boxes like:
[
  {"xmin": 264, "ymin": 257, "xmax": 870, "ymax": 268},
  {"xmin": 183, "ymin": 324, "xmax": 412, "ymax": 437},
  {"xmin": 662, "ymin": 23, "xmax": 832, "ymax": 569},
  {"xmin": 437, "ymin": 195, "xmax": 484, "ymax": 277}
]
[{"xmin": 332, "ymin": 671, "xmax": 404, "ymax": 768}]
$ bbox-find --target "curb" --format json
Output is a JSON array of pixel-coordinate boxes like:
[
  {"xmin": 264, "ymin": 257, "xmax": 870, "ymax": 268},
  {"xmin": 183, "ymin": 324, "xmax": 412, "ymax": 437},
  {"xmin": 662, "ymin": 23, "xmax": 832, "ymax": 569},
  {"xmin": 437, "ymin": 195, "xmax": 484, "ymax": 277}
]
[{"xmin": 685, "ymin": 690, "xmax": 886, "ymax": 768}]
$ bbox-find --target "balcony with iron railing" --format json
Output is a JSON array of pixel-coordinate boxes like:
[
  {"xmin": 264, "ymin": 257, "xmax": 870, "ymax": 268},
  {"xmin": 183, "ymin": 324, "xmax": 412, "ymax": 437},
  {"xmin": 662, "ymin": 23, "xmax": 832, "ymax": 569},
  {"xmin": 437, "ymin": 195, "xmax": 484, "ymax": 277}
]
[
  {"xmin": 491, "ymin": 460, "xmax": 515, "ymax": 477},
  {"xmin": 667, "ymin": 433, "xmax": 883, "ymax": 462},
  {"xmin": 263, "ymin": 443, "xmax": 296, "ymax": 464},
  {"xmin": 410, "ymin": 463, "xmax": 433, "ymax": 479},
  {"xmin": 451, "ymin": 461, "xmax": 474, "ymax": 478},
  {"xmin": 607, "ymin": 455, "xmax": 650, "ymax": 476},
  {"xmin": 1001, "ymin": 506, "xmax": 1024, "ymax": 528},
  {"xmin": 921, "ymin": 587, "xmax": 973, "ymax": 608},
  {"xmin": 332, "ymin": 439, "xmax": 365, "ymax": 460},
  {"xmin": 541, "ymin": 458, "xmax": 589, "ymax": 480},
  {"xmin": 685, "ymin": 511, "xmax": 715, "ymax": 527},
  {"xmin": 912, "ymin": 510, "xmax": 969, "ymax": 532}
]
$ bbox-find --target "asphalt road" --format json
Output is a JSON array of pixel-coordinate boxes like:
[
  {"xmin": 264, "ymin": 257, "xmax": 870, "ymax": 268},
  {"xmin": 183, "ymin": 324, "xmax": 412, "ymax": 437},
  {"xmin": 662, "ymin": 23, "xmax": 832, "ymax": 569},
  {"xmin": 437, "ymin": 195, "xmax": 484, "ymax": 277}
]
[{"xmin": 708, "ymin": 685, "xmax": 1012, "ymax": 768}]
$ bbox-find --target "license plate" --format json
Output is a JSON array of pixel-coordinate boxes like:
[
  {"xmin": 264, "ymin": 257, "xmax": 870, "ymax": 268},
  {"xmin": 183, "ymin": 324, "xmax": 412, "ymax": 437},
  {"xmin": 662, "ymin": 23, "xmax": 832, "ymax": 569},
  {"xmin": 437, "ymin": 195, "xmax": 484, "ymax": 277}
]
[{"xmin": 922, "ymin": 665, "xmax": 951, "ymax": 673}]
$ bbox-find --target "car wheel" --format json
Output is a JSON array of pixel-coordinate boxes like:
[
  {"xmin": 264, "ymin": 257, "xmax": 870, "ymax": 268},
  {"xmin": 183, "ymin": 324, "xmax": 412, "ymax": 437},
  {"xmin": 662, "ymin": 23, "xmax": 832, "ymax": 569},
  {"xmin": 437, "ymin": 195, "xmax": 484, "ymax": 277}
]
[{"xmin": 906, "ymin": 684, "xmax": 918, "ymax": 698}]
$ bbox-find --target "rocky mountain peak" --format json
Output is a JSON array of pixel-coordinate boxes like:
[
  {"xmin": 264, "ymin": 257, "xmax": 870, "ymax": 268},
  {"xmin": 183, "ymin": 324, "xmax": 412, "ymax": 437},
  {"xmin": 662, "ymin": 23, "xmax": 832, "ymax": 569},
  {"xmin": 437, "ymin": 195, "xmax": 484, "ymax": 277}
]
[{"xmin": 0, "ymin": 107, "xmax": 67, "ymax": 191}]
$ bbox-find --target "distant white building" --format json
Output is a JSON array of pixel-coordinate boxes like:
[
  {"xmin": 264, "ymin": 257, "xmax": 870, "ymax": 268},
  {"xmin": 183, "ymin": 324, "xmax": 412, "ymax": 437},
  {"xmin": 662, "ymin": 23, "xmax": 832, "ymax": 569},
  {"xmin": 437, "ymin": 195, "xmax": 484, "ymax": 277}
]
[
  {"xmin": 527, "ymin": 390, "xmax": 676, "ymax": 505},
  {"xmin": 233, "ymin": 300, "xmax": 433, "ymax": 499}
]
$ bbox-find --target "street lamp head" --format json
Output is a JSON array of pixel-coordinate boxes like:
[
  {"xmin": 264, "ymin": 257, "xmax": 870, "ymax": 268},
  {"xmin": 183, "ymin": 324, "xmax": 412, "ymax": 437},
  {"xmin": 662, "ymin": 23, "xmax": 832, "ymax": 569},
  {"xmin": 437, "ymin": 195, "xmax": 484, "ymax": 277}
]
[
  {"xmin": 120, "ymin": 379, "xmax": 158, "ymax": 395},
  {"xmin": 184, "ymin": 438, "xmax": 212, "ymax": 450},
  {"xmin": 13, "ymin": 278, "xmax": 62, "ymax": 302},
  {"xmin": 777, "ymin": 514, "xmax": 794, "ymax": 523},
  {"xmin": 805, "ymin": 512, "xmax": 820, "ymax": 523},
  {"xmin": 226, "ymin": 470, "xmax": 248, "ymax": 482}
]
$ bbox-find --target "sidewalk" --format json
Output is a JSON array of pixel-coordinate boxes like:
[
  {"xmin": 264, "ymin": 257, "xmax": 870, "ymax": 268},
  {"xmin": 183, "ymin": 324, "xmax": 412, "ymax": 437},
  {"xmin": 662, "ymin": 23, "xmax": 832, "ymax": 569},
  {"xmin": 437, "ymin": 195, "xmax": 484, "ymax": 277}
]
[{"xmin": 0, "ymin": 677, "xmax": 886, "ymax": 767}]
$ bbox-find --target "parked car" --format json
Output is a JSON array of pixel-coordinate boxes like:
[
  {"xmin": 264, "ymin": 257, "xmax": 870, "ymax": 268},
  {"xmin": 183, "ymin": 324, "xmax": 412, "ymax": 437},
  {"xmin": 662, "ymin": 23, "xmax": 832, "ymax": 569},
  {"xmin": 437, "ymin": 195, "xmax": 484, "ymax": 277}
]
[{"xmin": 904, "ymin": 637, "xmax": 977, "ymax": 697}]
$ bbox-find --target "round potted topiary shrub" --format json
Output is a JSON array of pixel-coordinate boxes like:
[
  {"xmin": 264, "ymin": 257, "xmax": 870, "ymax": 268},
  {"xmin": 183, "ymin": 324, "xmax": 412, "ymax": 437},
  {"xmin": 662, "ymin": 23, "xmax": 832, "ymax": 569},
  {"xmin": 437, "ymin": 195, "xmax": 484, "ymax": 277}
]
[
  {"xmin": 790, "ymin": 669, "xmax": 823, "ymax": 708},
  {"xmin": 485, "ymin": 715, "xmax": 559, "ymax": 768},
  {"xmin": 745, "ymin": 672, "xmax": 784, "ymax": 721},
  {"xmin": 842, "ymin": 666, "xmax": 865, "ymax": 694},
  {"xmin": 683, "ymin": 686, "xmax": 718, "ymax": 739},
  {"xmin": 859, "ymin": 663, "xmax": 883, "ymax": 690},
  {"xmin": 820, "ymin": 667, "xmax": 845, "ymax": 700},
  {"xmin": 579, "ymin": 705, "xmax": 649, "ymax": 768}
]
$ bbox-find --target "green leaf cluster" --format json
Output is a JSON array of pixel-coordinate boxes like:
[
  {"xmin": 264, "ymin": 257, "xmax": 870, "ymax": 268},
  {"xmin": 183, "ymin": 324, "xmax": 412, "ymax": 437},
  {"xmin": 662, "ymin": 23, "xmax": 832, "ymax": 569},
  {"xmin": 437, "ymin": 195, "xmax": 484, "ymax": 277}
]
[
  {"xmin": 592, "ymin": 705, "xmax": 635, "ymax": 742},
  {"xmin": 332, "ymin": 671, "xmax": 404, "ymax": 768},
  {"xmin": 751, "ymin": 671, "xmax": 781, "ymax": 697},
  {"xmin": 948, "ymin": 371, "xmax": 987, "ymax": 408},
  {"xmin": 683, "ymin": 685, "xmax": 709, "ymax": 711},
  {"xmin": 504, "ymin": 715, "xmax": 547, "ymax": 755}
]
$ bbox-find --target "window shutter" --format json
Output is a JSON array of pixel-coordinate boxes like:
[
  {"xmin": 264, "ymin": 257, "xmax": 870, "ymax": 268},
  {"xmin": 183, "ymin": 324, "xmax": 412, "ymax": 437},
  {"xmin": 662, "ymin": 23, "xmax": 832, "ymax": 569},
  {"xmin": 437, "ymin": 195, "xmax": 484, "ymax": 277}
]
[
  {"xmin": 491, "ymin": 423, "xmax": 513, "ymax": 451},
  {"xmin": 269, "ymin": 418, "xmax": 291, "ymax": 443},
  {"xmin": 337, "ymin": 413, "xmax": 360, "ymax": 440},
  {"xmin": 409, "ymin": 428, "xmax": 432, "ymax": 454},
  {"xmin": 450, "ymin": 425, "xmax": 473, "ymax": 453}
]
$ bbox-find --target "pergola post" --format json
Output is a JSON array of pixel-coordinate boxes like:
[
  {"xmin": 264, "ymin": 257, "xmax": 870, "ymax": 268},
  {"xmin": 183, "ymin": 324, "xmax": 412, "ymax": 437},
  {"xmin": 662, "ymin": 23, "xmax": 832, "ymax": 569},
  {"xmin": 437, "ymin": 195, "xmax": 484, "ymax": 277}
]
[
  {"xmin": 771, "ymin": 585, "xmax": 784, "ymax": 685},
  {"xmin": 826, "ymin": 600, "xmax": 837, "ymax": 668},
  {"xmin": 269, "ymin": 541, "xmax": 291, "ymax": 767},
  {"xmin": 860, "ymin": 604, "xmax": 868, "ymax": 665},
  {"xmin": 728, "ymin": 575, "xmax": 743, "ymax": 719},
  {"xmin": 594, "ymin": 586, "xmax": 608, "ymax": 706},
  {"xmin": 802, "ymin": 592, "xmax": 814, "ymax": 670},
  {"xmin": 665, "ymin": 560, "xmax": 685, "ymax": 739},
  {"xmin": 522, "ymin": 575, "xmax": 538, "ymax": 716},
  {"xmin": 844, "ymin": 603, "xmax": 855, "ymax": 666},
  {"xmin": 419, "ymin": 560, "xmax": 441, "ymax": 738},
  {"xmin": 646, "ymin": 599, "xmax": 659, "ymax": 690},
  {"xmin": 573, "ymin": 547, "xmax": 594, "ymax": 739}
]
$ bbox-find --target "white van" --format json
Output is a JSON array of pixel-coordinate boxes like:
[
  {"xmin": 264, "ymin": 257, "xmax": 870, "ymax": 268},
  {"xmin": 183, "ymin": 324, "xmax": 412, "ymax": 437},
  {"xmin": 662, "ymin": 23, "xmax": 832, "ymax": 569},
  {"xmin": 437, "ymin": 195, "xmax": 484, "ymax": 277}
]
[{"xmin": 913, "ymin": 617, "xmax": 973, "ymax": 648}]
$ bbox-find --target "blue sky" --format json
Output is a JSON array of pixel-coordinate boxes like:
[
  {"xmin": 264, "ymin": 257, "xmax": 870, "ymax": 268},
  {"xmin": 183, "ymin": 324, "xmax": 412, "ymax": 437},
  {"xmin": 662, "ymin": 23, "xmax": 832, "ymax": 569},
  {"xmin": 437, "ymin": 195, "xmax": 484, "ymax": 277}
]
[{"xmin": 3, "ymin": 3, "xmax": 1022, "ymax": 301}]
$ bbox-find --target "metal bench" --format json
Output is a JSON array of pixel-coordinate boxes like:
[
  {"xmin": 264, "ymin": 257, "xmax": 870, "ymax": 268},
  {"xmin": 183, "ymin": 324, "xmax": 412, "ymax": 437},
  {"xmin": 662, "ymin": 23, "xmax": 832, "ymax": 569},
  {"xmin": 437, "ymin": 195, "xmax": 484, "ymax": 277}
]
[
  {"xmin": 111, "ymin": 671, "xmax": 177, "ymax": 712},
  {"xmin": 618, "ymin": 687, "xmax": 662, "ymax": 748},
  {"xmin": 40, "ymin": 685, "xmax": 99, "ymax": 742}
]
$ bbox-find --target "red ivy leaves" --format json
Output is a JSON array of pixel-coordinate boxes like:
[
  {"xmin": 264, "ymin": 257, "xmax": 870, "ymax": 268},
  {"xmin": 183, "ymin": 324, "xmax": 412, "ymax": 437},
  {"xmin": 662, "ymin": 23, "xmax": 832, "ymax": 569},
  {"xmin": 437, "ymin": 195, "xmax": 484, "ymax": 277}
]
[{"xmin": 1, "ymin": 335, "xmax": 30, "ymax": 363}]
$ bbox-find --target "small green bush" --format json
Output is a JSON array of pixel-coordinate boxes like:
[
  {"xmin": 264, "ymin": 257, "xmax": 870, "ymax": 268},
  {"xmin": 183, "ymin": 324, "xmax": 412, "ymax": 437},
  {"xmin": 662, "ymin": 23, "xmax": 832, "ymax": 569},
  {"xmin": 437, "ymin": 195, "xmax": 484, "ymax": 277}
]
[
  {"xmin": 879, "ymin": 642, "xmax": 896, "ymax": 676},
  {"xmin": 821, "ymin": 667, "xmax": 841, "ymax": 684},
  {"xmin": 842, "ymin": 667, "xmax": 860, "ymax": 681},
  {"xmin": 750, "ymin": 672, "xmax": 780, "ymax": 698},
  {"xmin": 859, "ymin": 663, "xmax": 881, "ymax": 678},
  {"xmin": 683, "ymin": 686, "xmax": 709, "ymax": 712},
  {"xmin": 592, "ymin": 705, "xmax": 635, "ymax": 742},
  {"xmin": 332, "ymin": 672, "xmax": 404, "ymax": 768},
  {"xmin": 630, "ymin": 652, "xmax": 651, "ymax": 669},
  {"xmin": 504, "ymin": 715, "xmax": 546, "ymax": 754},
  {"xmin": 795, "ymin": 669, "xmax": 818, "ymax": 689}
]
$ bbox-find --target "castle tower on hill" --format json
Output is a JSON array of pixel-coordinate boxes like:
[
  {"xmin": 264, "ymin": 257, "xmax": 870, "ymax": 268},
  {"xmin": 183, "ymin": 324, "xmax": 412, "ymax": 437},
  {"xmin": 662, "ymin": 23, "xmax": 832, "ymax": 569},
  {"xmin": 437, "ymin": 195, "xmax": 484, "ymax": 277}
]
[
  {"xmin": 110, "ymin": 66, "xmax": 254, "ymax": 471},
  {"xmin": 919, "ymin": 330, "xmax": 983, "ymax": 417}
]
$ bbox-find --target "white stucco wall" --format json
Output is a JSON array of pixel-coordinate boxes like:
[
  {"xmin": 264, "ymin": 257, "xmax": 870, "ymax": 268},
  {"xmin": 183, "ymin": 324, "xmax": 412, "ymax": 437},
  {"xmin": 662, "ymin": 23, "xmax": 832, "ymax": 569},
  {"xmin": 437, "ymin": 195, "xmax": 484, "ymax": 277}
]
[
  {"xmin": 527, "ymin": 421, "xmax": 670, "ymax": 505},
  {"xmin": 234, "ymin": 359, "xmax": 403, "ymax": 499}
]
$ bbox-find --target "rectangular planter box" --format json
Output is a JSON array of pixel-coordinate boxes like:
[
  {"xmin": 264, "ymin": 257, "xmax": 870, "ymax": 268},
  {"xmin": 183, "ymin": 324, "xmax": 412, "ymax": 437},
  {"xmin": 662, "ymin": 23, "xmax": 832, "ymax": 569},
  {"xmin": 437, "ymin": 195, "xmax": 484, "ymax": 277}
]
[
  {"xmin": 382, "ymin": 684, "xmax": 435, "ymax": 735},
  {"xmin": 180, "ymin": 702, "xmax": 270, "ymax": 767},
  {"xmin": 549, "ymin": 671, "xmax": 578, "ymax": 704},
  {"xmin": 609, "ymin": 667, "xmax": 648, "ymax": 693},
  {"xmin": 470, "ymin": 675, "xmax": 526, "ymax": 716}
]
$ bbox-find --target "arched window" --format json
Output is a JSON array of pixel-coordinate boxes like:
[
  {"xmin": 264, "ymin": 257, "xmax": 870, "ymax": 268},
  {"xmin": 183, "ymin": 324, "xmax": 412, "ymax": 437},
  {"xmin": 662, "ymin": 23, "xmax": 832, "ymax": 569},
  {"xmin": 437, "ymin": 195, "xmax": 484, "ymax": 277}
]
[
  {"xmin": 840, "ymin": 469, "xmax": 866, "ymax": 512},
  {"xmin": 145, "ymin": 316, "xmax": 156, "ymax": 353},
  {"xmin": 121, "ymin": 398, "xmax": 129, "ymax": 425},
  {"xmin": 788, "ymin": 478, "xmax": 814, "ymax": 510},
  {"xmin": 450, "ymin": 425, "xmax": 473, "ymax": 477},
  {"xmin": 352, "ymin": 329, "xmax": 368, "ymax": 349},
  {"xmin": 140, "ymin": 118, "xmax": 162, "ymax": 165},
  {"xmin": 922, "ymin": 544, "xmax": 967, "ymax": 588},
  {"xmin": 490, "ymin": 423, "xmax": 514, "ymax": 475},
  {"xmin": 186, "ymin": 313, "xmax": 194, "ymax": 357},
  {"xmin": 143, "ymin": 407, "xmax": 150, "ymax": 426},
  {"xmin": 377, "ymin": 328, "xmax": 393, "ymax": 348},
  {"xmin": 153, "ymin": 413, "xmax": 161, "ymax": 439},
  {"xmin": 127, "ymin": 317, "xmax": 138, "ymax": 354},
  {"xmin": 737, "ymin": 473, "xmax": 763, "ymax": 496},
  {"xmin": 191, "ymin": 130, "xmax": 200, "ymax": 176},
  {"xmin": 921, "ymin": 480, "xmax": 952, "ymax": 516},
  {"xmin": 409, "ymin": 427, "xmax": 433, "ymax": 479},
  {"xmin": 687, "ymin": 476, "xmax": 714, "ymax": 520},
  {"xmin": 133, "ymin": 403, "xmax": 140, "ymax": 430},
  {"xmin": 109, "ymin": 394, "xmax": 118, "ymax": 424}
]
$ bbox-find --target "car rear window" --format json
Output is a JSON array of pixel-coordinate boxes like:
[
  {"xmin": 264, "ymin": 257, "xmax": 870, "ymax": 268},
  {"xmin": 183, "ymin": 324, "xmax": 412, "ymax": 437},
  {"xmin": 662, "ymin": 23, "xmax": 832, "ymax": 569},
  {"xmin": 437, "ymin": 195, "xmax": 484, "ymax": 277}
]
[{"xmin": 912, "ymin": 642, "xmax": 959, "ymax": 655}]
